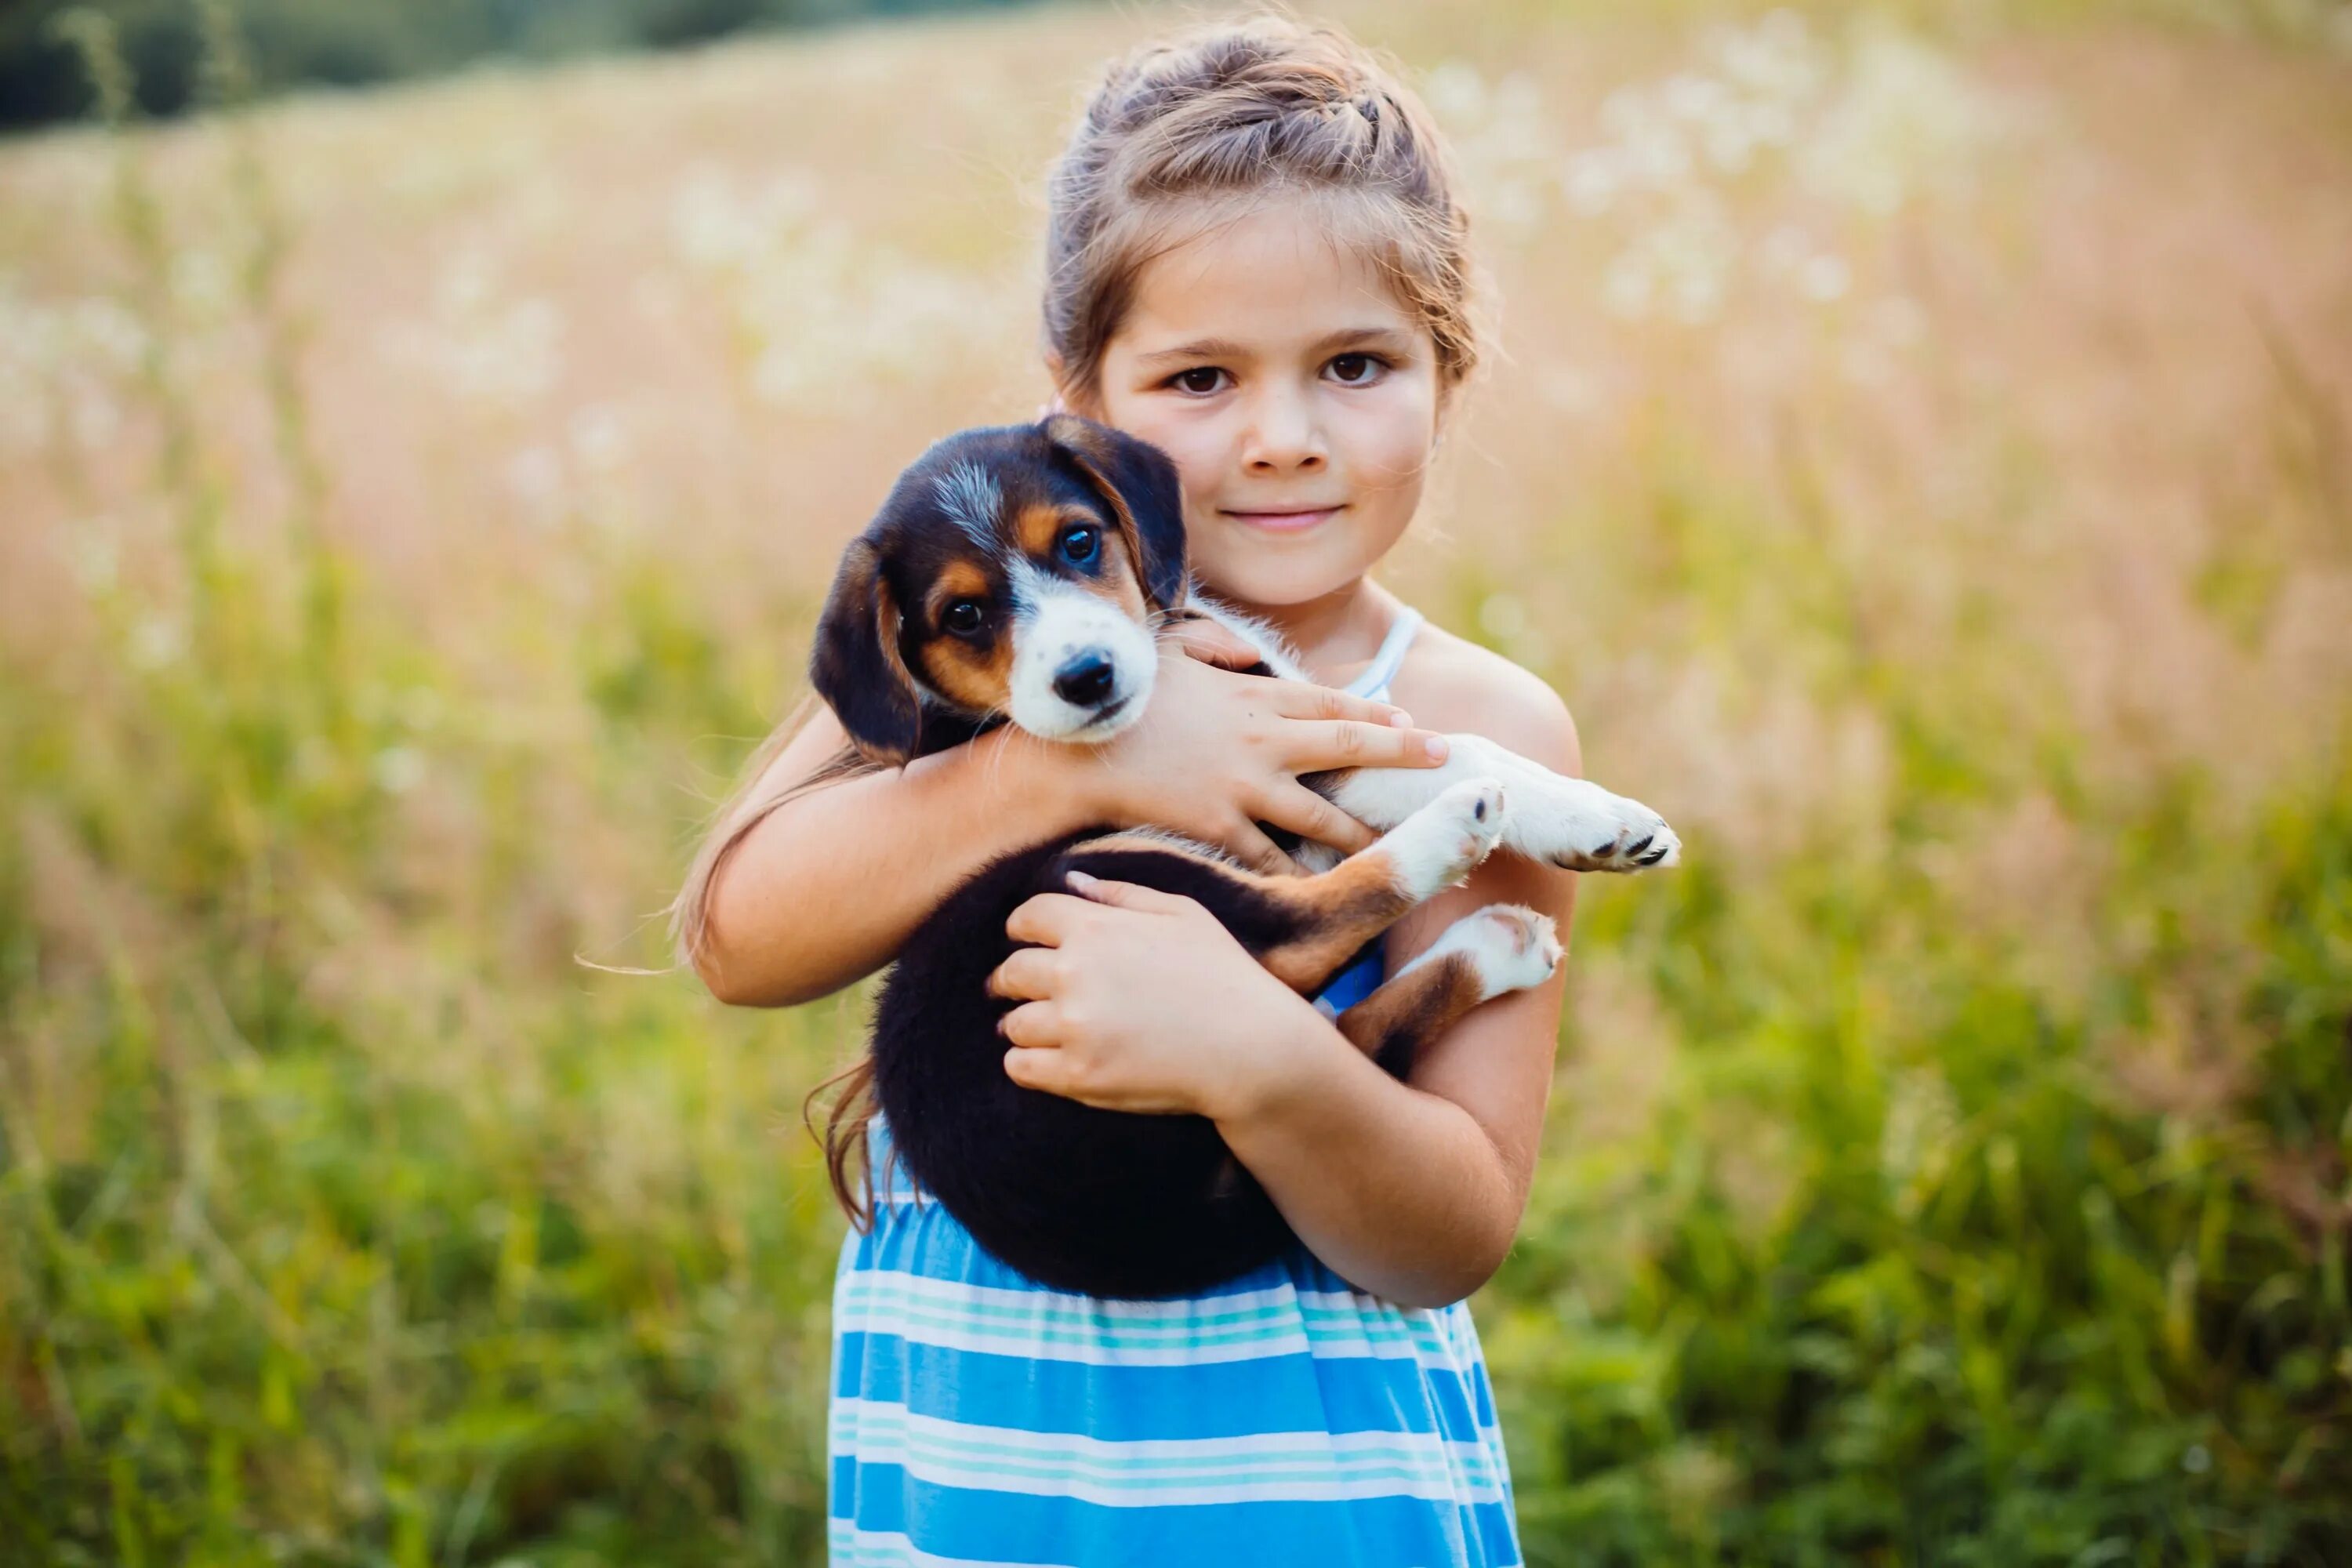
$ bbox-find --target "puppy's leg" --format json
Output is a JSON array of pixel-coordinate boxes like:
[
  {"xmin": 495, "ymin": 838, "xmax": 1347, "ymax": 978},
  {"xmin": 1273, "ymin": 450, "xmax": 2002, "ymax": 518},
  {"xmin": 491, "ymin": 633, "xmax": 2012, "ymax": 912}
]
[
  {"xmin": 1314, "ymin": 736, "xmax": 1681, "ymax": 873},
  {"xmin": 1062, "ymin": 779, "xmax": 1510, "ymax": 996},
  {"xmin": 1334, "ymin": 904, "xmax": 1563, "ymax": 1072}
]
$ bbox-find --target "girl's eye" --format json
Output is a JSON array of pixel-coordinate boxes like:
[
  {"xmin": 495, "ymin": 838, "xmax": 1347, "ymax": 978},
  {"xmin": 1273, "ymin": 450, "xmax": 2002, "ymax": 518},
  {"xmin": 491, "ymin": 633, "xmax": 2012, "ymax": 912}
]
[
  {"xmin": 1058, "ymin": 525, "xmax": 1100, "ymax": 567},
  {"xmin": 942, "ymin": 600, "xmax": 987, "ymax": 636},
  {"xmin": 1171, "ymin": 367, "xmax": 1229, "ymax": 396},
  {"xmin": 1327, "ymin": 352, "xmax": 1388, "ymax": 386}
]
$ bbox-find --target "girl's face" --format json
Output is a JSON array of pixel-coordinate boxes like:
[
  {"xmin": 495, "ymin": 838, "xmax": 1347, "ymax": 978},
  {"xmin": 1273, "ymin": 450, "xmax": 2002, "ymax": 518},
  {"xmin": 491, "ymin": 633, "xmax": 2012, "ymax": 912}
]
[{"xmin": 1081, "ymin": 205, "xmax": 1444, "ymax": 612}]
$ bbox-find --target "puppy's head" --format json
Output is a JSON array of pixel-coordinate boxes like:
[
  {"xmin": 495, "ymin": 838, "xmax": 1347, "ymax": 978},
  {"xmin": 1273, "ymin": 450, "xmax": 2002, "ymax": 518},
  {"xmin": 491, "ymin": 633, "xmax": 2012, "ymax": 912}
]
[{"xmin": 812, "ymin": 416, "xmax": 1188, "ymax": 764}]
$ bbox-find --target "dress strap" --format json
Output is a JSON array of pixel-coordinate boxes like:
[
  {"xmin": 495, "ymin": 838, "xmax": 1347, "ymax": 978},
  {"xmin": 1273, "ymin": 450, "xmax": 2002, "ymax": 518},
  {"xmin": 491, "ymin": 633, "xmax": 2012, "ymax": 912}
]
[{"xmin": 1344, "ymin": 605, "xmax": 1425, "ymax": 700}]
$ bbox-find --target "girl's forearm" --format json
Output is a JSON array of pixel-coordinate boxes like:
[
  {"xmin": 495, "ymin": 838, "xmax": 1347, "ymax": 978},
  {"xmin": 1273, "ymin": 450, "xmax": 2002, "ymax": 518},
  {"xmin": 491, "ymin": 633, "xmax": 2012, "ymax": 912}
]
[
  {"xmin": 1214, "ymin": 1010, "xmax": 1523, "ymax": 1308},
  {"xmin": 697, "ymin": 729, "xmax": 1106, "ymax": 1007}
]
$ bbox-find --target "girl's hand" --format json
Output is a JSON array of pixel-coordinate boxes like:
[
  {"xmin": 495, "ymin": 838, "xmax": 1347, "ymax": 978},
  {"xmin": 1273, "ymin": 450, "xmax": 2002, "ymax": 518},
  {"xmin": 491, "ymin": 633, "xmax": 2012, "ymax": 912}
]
[
  {"xmin": 1082, "ymin": 642, "xmax": 1451, "ymax": 875},
  {"xmin": 989, "ymin": 873, "xmax": 1326, "ymax": 1119}
]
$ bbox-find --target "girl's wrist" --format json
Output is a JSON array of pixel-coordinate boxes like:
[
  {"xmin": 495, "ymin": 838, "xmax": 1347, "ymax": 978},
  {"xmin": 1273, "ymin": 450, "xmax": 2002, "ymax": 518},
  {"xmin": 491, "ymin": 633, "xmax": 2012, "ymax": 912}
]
[
  {"xmin": 971, "ymin": 720, "xmax": 1124, "ymax": 830},
  {"xmin": 1201, "ymin": 994, "xmax": 1353, "ymax": 1129}
]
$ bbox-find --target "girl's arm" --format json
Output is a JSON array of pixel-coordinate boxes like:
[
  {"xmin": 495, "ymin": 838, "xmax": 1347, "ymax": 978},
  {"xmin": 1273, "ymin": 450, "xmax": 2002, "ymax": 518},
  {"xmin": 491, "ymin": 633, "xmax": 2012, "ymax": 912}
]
[
  {"xmin": 692, "ymin": 634, "xmax": 1453, "ymax": 1007},
  {"xmin": 1227, "ymin": 660, "xmax": 1581, "ymax": 1302},
  {"xmin": 991, "ymin": 650, "xmax": 1583, "ymax": 1306}
]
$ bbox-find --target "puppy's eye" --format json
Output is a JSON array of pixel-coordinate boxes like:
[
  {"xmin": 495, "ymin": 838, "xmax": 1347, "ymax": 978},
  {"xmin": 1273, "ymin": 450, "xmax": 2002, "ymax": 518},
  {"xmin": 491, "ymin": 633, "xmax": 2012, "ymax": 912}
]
[
  {"xmin": 1058, "ymin": 525, "xmax": 1100, "ymax": 567},
  {"xmin": 942, "ymin": 599, "xmax": 987, "ymax": 636}
]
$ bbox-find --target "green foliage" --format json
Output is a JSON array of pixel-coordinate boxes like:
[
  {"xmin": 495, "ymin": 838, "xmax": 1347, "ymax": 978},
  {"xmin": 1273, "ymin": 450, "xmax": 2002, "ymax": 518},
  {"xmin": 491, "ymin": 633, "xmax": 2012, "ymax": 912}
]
[
  {"xmin": 2, "ymin": 6, "xmax": 2348, "ymax": 1566},
  {"xmin": 1, "ymin": 16, "xmax": 846, "ymax": 1563},
  {"xmin": 0, "ymin": 0, "xmax": 1044, "ymax": 132},
  {"xmin": 1453, "ymin": 448, "xmax": 2352, "ymax": 1563},
  {"xmin": 1490, "ymin": 784, "xmax": 2351, "ymax": 1565}
]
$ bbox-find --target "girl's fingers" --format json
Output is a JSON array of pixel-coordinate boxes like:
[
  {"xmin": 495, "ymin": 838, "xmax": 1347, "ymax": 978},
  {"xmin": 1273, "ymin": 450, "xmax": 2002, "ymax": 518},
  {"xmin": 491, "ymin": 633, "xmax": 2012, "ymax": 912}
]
[
  {"xmin": 1221, "ymin": 816, "xmax": 1305, "ymax": 878},
  {"xmin": 1194, "ymin": 811, "xmax": 1300, "ymax": 877},
  {"xmin": 1252, "ymin": 783, "xmax": 1377, "ymax": 855},
  {"xmin": 1287, "ymin": 720, "xmax": 1450, "ymax": 774},
  {"xmin": 1168, "ymin": 619, "xmax": 1264, "ymax": 671},
  {"xmin": 1004, "ymin": 1044, "xmax": 1077, "ymax": 1096},
  {"xmin": 1004, "ymin": 892, "xmax": 1097, "ymax": 946},
  {"xmin": 1272, "ymin": 681, "xmax": 1414, "ymax": 728},
  {"xmin": 985, "ymin": 946, "xmax": 1062, "ymax": 1001},
  {"xmin": 1062, "ymin": 870, "xmax": 1197, "ymax": 916},
  {"xmin": 999, "ymin": 1002, "xmax": 1065, "ymax": 1052}
]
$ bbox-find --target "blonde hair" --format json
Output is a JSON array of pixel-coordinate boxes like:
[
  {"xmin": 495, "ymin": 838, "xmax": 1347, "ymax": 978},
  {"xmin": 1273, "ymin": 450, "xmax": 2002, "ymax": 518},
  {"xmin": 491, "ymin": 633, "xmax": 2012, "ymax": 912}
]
[
  {"xmin": 1044, "ymin": 11, "xmax": 1483, "ymax": 405},
  {"xmin": 674, "ymin": 11, "xmax": 1486, "ymax": 1227}
]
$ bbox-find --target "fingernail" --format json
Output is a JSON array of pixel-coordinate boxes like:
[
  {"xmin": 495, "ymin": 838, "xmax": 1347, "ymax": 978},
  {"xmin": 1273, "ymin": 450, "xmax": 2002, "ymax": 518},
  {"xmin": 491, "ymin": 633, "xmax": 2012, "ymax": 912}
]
[
  {"xmin": 1066, "ymin": 869, "xmax": 1099, "ymax": 892},
  {"xmin": 1424, "ymin": 735, "xmax": 1449, "ymax": 761},
  {"xmin": 1388, "ymin": 709, "xmax": 1413, "ymax": 728}
]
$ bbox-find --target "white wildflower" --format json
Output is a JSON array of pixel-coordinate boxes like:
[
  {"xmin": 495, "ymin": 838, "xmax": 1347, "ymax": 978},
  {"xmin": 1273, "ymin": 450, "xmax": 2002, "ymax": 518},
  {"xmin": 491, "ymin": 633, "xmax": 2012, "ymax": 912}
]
[
  {"xmin": 1799, "ymin": 252, "xmax": 1851, "ymax": 302},
  {"xmin": 62, "ymin": 525, "xmax": 119, "ymax": 593},
  {"xmin": 568, "ymin": 405, "xmax": 630, "ymax": 474},
  {"xmin": 505, "ymin": 445, "xmax": 564, "ymax": 518},
  {"xmin": 372, "ymin": 745, "xmax": 426, "ymax": 796},
  {"xmin": 171, "ymin": 249, "xmax": 232, "ymax": 321},
  {"xmin": 129, "ymin": 615, "xmax": 187, "ymax": 670}
]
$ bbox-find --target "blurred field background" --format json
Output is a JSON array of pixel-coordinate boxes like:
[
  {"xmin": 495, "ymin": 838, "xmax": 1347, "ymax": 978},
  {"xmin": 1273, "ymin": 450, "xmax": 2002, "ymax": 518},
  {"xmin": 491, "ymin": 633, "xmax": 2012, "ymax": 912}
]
[{"xmin": 2, "ymin": 0, "xmax": 2350, "ymax": 1563}]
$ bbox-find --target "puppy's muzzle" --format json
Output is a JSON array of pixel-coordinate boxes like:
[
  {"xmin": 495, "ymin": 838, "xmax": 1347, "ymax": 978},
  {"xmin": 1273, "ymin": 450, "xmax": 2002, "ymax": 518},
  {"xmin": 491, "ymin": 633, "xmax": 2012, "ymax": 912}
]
[{"xmin": 1052, "ymin": 652, "xmax": 1119, "ymax": 710}]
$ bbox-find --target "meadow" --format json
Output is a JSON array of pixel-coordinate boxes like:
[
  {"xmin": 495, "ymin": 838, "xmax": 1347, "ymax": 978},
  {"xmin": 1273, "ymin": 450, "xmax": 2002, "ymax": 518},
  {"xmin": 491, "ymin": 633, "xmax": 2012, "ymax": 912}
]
[{"xmin": 2, "ymin": 1, "xmax": 2349, "ymax": 1563}]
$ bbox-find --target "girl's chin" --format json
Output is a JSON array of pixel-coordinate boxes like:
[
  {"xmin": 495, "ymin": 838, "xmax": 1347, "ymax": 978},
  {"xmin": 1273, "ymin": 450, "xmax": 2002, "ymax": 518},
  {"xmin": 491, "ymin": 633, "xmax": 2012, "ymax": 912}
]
[
  {"xmin": 1193, "ymin": 564, "xmax": 1365, "ymax": 610},
  {"xmin": 1195, "ymin": 539, "xmax": 1388, "ymax": 606}
]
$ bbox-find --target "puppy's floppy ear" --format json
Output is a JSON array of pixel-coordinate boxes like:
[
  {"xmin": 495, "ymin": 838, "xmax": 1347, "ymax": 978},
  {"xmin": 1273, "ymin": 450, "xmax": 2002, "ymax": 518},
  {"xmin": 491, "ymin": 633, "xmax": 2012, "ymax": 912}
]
[
  {"xmin": 1042, "ymin": 414, "xmax": 1189, "ymax": 611},
  {"xmin": 810, "ymin": 535, "xmax": 922, "ymax": 764}
]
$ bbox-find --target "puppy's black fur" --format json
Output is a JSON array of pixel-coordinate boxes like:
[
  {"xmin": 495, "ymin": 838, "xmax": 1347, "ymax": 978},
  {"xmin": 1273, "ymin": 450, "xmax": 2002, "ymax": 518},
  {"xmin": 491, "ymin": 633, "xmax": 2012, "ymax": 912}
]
[
  {"xmin": 874, "ymin": 833, "xmax": 1399, "ymax": 1300},
  {"xmin": 821, "ymin": 419, "xmax": 1410, "ymax": 1298}
]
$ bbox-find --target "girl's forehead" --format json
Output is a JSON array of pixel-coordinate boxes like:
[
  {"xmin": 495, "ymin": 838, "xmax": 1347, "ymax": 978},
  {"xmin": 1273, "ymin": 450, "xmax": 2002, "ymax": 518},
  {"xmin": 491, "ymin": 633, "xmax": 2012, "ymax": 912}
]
[{"xmin": 1116, "ymin": 205, "xmax": 1427, "ymax": 356}]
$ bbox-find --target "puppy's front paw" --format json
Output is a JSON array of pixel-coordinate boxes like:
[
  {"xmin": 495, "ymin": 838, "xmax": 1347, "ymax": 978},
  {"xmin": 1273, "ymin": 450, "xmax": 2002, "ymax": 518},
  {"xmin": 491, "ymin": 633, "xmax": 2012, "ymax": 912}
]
[
  {"xmin": 1577, "ymin": 803, "xmax": 1679, "ymax": 873},
  {"xmin": 1377, "ymin": 778, "xmax": 1508, "ymax": 897},
  {"xmin": 1506, "ymin": 777, "xmax": 1679, "ymax": 873},
  {"xmin": 1417, "ymin": 904, "xmax": 1562, "ymax": 1001}
]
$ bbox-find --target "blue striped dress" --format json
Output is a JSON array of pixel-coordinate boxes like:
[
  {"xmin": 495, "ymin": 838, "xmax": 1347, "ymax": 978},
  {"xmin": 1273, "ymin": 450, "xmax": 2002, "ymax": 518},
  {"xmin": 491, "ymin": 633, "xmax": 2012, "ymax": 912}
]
[{"xmin": 829, "ymin": 606, "xmax": 1523, "ymax": 1566}]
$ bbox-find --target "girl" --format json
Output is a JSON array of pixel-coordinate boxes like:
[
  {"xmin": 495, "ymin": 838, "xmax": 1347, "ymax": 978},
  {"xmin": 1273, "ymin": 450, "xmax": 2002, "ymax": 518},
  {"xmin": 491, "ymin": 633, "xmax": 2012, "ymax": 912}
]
[{"xmin": 678, "ymin": 16, "xmax": 1584, "ymax": 1565}]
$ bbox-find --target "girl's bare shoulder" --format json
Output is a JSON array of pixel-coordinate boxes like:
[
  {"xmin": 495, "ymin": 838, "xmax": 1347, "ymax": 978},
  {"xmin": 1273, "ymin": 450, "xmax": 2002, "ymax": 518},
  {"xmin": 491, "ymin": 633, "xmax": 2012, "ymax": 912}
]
[{"xmin": 1384, "ymin": 619, "xmax": 1584, "ymax": 777}]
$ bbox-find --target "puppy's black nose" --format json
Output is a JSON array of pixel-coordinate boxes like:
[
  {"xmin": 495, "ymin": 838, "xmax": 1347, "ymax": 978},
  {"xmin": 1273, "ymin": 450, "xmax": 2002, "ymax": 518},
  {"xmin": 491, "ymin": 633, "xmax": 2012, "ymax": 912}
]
[{"xmin": 1053, "ymin": 652, "xmax": 1116, "ymax": 708}]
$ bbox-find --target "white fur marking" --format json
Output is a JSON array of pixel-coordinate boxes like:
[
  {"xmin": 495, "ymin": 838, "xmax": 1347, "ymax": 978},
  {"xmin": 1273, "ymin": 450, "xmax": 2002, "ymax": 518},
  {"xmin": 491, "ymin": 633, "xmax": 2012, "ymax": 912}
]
[
  {"xmin": 1005, "ymin": 559, "xmax": 1160, "ymax": 742},
  {"xmin": 933, "ymin": 462, "xmax": 1003, "ymax": 549},
  {"xmin": 1397, "ymin": 905, "xmax": 1562, "ymax": 1003},
  {"xmin": 1374, "ymin": 779, "xmax": 1508, "ymax": 897}
]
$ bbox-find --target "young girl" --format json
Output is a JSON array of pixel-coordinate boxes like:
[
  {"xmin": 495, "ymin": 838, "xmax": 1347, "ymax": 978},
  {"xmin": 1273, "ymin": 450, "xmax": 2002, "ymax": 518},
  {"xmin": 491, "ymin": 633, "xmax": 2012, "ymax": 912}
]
[{"xmin": 679, "ymin": 16, "xmax": 1584, "ymax": 1565}]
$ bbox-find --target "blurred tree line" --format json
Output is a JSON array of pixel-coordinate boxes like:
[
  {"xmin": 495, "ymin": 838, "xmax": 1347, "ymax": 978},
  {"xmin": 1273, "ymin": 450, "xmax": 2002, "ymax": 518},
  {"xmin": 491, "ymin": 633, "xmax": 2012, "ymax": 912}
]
[{"xmin": 0, "ymin": 0, "xmax": 1046, "ymax": 131}]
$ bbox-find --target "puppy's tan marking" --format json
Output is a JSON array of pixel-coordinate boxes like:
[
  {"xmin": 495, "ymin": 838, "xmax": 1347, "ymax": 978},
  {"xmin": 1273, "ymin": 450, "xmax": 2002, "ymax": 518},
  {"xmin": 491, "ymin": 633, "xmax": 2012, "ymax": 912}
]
[
  {"xmin": 1016, "ymin": 503, "xmax": 1083, "ymax": 559},
  {"xmin": 1103, "ymin": 536, "xmax": 1150, "ymax": 622},
  {"xmin": 918, "ymin": 630, "xmax": 1015, "ymax": 714},
  {"xmin": 1069, "ymin": 830, "xmax": 1458, "ymax": 997},
  {"xmin": 924, "ymin": 561, "xmax": 993, "ymax": 622},
  {"xmin": 1333, "ymin": 952, "xmax": 1487, "ymax": 1065}
]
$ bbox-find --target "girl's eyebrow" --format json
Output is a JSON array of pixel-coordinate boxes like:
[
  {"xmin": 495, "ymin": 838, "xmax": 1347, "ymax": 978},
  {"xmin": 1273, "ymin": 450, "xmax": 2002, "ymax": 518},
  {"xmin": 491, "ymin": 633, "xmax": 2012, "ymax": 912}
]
[{"xmin": 1134, "ymin": 326, "xmax": 1414, "ymax": 367}]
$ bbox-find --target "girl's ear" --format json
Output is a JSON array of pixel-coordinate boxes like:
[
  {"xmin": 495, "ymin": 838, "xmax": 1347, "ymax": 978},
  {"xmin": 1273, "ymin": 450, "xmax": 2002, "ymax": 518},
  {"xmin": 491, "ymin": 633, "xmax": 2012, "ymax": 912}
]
[
  {"xmin": 809, "ymin": 536, "xmax": 923, "ymax": 764},
  {"xmin": 1041, "ymin": 414, "xmax": 1189, "ymax": 611}
]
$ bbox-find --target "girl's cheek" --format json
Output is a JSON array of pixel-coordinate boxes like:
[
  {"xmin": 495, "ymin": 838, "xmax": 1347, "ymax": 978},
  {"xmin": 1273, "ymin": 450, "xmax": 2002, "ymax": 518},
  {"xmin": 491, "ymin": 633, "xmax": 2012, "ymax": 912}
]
[
  {"xmin": 1343, "ymin": 406, "xmax": 1437, "ymax": 490},
  {"xmin": 1157, "ymin": 433, "xmax": 1235, "ymax": 508}
]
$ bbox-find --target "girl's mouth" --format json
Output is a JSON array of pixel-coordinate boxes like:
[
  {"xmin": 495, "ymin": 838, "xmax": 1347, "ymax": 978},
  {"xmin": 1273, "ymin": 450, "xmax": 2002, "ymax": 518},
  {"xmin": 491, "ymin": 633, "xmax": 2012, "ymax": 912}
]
[{"xmin": 1221, "ymin": 504, "xmax": 1345, "ymax": 534}]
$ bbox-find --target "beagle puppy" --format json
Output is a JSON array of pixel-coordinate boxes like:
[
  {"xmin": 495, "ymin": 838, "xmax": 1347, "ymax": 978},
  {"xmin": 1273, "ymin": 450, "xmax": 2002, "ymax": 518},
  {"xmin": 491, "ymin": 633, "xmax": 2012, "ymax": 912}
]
[{"xmin": 811, "ymin": 415, "xmax": 1675, "ymax": 1297}]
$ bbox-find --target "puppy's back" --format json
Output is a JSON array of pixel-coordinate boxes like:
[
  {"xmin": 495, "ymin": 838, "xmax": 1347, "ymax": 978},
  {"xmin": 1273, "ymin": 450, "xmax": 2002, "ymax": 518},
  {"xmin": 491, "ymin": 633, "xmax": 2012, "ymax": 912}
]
[{"xmin": 873, "ymin": 833, "xmax": 1298, "ymax": 1298}]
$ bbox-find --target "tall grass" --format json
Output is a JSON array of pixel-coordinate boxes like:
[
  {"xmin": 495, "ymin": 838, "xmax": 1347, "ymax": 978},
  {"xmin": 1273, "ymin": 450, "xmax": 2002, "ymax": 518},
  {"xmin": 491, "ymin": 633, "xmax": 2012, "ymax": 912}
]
[{"xmin": 1, "ymin": 2, "xmax": 2347, "ymax": 1563}]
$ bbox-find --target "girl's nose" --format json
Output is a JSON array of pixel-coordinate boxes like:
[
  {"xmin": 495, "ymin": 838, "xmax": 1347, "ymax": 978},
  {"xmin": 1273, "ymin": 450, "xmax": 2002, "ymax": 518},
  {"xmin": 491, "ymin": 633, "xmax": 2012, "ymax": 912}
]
[{"xmin": 1241, "ymin": 387, "xmax": 1327, "ymax": 474}]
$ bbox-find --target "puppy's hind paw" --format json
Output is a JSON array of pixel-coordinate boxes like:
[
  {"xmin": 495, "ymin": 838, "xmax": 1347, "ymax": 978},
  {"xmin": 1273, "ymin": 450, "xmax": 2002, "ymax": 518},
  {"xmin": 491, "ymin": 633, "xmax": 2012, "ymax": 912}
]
[
  {"xmin": 1413, "ymin": 904, "xmax": 1562, "ymax": 1002},
  {"xmin": 1376, "ymin": 777, "xmax": 1509, "ymax": 897}
]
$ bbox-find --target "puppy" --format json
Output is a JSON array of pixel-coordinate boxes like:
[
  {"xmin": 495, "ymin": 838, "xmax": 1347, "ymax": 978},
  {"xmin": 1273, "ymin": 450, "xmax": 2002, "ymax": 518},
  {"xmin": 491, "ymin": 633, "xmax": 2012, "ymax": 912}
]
[{"xmin": 811, "ymin": 416, "xmax": 1676, "ymax": 1298}]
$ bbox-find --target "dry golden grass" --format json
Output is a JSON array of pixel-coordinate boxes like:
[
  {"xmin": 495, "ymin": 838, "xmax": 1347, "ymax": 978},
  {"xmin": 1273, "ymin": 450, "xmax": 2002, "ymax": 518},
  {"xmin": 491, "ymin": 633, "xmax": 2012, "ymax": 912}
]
[{"xmin": 3, "ymin": 3, "xmax": 2350, "ymax": 1561}]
